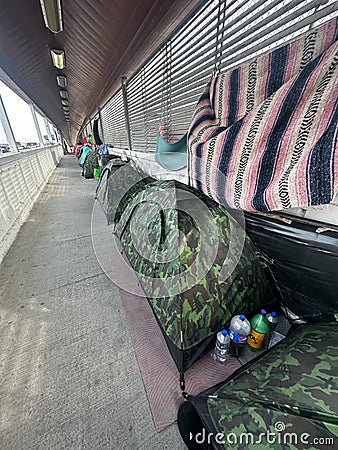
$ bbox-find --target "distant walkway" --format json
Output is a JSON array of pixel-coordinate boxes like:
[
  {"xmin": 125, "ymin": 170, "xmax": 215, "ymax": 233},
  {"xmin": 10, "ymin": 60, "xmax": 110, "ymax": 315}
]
[{"xmin": 0, "ymin": 155, "xmax": 185, "ymax": 449}]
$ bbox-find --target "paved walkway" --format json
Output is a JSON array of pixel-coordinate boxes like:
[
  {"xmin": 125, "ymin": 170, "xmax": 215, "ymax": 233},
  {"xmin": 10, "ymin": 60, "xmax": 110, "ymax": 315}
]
[{"xmin": 0, "ymin": 155, "xmax": 185, "ymax": 450}]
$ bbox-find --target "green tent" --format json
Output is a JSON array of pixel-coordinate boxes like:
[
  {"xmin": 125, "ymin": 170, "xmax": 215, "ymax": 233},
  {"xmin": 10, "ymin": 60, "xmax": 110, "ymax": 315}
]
[
  {"xmin": 179, "ymin": 321, "xmax": 338, "ymax": 449},
  {"xmin": 82, "ymin": 151, "xmax": 99, "ymax": 178},
  {"xmin": 115, "ymin": 179, "xmax": 274, "ymax": 386},
  {"xmin": 96, "ymin": 159, "xmax": 154, "ymax": 224}
]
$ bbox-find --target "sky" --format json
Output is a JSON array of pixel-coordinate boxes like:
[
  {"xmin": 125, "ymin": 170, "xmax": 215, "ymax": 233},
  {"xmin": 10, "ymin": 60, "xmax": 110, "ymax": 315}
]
[{"xmin": 0, "ymin": 81, "xmax": 53, "ymax": 144}]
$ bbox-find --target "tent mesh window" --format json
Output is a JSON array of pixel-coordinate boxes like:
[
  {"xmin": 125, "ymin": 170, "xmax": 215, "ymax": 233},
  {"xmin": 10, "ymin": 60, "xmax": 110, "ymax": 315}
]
[{"xmin": 96, "ymin": 0, "xmax": 337, "ymax": 153}]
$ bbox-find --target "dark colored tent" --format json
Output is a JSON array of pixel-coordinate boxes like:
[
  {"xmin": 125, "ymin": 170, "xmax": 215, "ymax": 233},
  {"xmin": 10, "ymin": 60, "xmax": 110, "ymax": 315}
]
[
  {"xmin": 96, "ymin": 158, "xmax": 128, "ymax": 222},
  {"xmin": 179, "ymin": 321, "xmax": 338, "ymax": 449},
  {"xmin": 115, "ymin": 179, "xmax": 274, "ymax": 385},
  {"xmin": 99, "ymin": 154, "xmax": 119, "ymax": 168},
  {"xmin": 96, "ymin": 159, "xmax": 154, "ymax": 224},
  {"xmin": 82, "ymin": 151, "xmax": 99, "ymax": 178}
]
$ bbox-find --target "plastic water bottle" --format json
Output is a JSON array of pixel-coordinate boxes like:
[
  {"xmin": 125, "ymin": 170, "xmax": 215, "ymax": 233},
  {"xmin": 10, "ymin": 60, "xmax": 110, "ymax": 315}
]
[
  {"xmin": 214, "ymin": 330, "xmax": 230, "ymax": 364},
  {"xmin": 247, "ymin": 309, "xmax": 269, "ymax": 351},
  {"xmin": 229, "ymin": 314, "xmax": 251, "ymax": 357},
  {"xmin": 266, "ymin": 311, "xmax": 278, "ymax": 331},
  {"xmin": 266, "ymin": 311, "xmax": 279, "ymax": 348}
]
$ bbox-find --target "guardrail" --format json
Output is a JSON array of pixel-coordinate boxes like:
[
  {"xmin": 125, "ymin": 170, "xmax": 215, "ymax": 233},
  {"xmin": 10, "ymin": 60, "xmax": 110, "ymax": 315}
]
[{"xmin": 0, "ymin": 144, "xmax": 63, "ymax": 263}]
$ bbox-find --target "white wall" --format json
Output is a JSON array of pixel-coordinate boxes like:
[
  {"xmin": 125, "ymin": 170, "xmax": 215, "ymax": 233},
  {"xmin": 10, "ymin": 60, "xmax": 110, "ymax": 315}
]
[
  {"xmin": 109, "ymin": 148, "xmax": 188, "ymax": 184},
  {"xmin": 0, "ymin": 145, "xmax": 63, "ymax": 264},
  {"xmin": 274, "ymin": 195, "xmax": 338, "ymax": 227}
]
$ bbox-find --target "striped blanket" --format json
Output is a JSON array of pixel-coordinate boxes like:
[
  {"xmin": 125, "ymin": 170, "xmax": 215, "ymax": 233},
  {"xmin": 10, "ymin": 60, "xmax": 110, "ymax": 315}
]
[{"xmin": 188, "ymin": 18, "xmax": 338, "ymax": 211}]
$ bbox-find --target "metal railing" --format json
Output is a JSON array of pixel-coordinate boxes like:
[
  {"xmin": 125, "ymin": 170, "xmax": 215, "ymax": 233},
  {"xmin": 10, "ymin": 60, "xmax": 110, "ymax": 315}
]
[{"xmin": 0, "ymin": 144, "xmax": 63, "ymax": 263}]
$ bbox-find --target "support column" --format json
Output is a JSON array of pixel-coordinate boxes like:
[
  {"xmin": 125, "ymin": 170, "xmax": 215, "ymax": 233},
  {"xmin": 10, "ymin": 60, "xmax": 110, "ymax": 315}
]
[
  {"xmin": 121, "ymin": 76, "xmax": 132, "ymax": 153},
  {"xmin": 29, "ymin": 103, "xmax": 43, "ymax": 146},
  {"xmin": 44, "ymin": 117, "xmax": 53, "ymax": 144},
  {"xmin": 0, "ymin": 94, "xmax": 18, "ymax": 152}
]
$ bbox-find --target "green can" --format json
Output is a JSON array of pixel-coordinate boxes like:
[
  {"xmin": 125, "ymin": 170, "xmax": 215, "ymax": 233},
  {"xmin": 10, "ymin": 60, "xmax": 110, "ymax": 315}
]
[{"xmin": 93, "ymin": 167, "xmax": 101, "ymax": 180}]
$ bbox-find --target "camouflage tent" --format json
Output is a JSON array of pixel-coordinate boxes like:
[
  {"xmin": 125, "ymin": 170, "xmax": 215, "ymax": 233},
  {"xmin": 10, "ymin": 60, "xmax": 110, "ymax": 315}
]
[
  {"xmin": 96, "ymin": 159, "xmax": 154, "ymax": 224},
  {"xmin": 98, "ymin": 154, "xmax": 119, "ymax": 169},
  {"xmin": 82, "ymin": 151, "xmax": 99, "ymax": 178},
  {"xmin": 115, "ymin": 179, "xmax": 274, "ymax": 384},
  {"xmin": 96, "ymin": 158, "xmax": 128, "ymax": 223},
  {"xmin": 179, "ymin": 321, "xmax": 338, "ymax": 449}
]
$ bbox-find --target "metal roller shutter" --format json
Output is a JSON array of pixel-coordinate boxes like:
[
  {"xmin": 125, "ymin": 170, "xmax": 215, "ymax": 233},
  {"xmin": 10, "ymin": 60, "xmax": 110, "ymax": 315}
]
[
  {"xmin": 95, "ymin": 0, "xmax": 337, "ymax": 152},
  {"xmin": 101, "ymin": 89, "xmax": 128, "ymax": 148}
]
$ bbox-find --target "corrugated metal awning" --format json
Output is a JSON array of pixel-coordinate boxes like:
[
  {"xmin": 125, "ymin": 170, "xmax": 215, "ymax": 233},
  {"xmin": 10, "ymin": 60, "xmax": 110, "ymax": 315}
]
[{"xmin": 0, "ymin": 0, "xmax": 200, "ymax": 142}]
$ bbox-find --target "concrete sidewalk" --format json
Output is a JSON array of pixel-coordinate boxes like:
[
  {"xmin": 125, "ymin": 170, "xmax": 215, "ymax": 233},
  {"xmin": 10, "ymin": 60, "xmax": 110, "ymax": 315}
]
[{"xmin": 0, "ymin": 155, "xmax": 185, "ymax": 450}]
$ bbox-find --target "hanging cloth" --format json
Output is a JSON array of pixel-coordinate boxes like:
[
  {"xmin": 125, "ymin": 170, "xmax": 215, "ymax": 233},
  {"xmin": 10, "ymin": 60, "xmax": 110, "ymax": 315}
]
[
  {"xmin": 93, "ymin": 118, "xmax": 103, "ymax": 145},
  {"xmin": 79, "ymin": 145, "xmax": 92, "ymax": 166},
  {"xmin": 155, "ymin": 124, "xmax": 187, "ymax": 171},
  {"xmin": 188, "ymin": 17, "xmax": 338, "ymax": 211},
  {"xmin": 155, "ymin": 41, "xmax": 188, "ymax": 171},
  {"xmin": 98, "ymin": 143, "xmax": 109, "ymax": 155}
]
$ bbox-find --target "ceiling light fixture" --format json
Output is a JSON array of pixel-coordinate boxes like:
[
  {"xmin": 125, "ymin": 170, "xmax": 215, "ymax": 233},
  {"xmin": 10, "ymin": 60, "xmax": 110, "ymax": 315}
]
[
  {"xmin": 61, "ymin": 99, "xmax": 68, "ymax": 106},
  {"xmin": 56, "ymin": 75, "xmax": 67, "ymax": 88},
  {"xmin": 40, "ymin": 0, "xmax": 63, "ymax": 33},
  {"xmin": 59, "ymin": 89, "xmax": 68, "ymax": 99},
  {"xmin": 51, "ymin": 49, "xmax": 65, "ymax": 69}
]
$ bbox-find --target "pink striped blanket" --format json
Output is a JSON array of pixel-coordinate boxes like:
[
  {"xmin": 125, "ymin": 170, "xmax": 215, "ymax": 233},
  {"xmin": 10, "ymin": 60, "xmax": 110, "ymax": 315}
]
[{"xmin": 188, "ymin": 18, "xmax": 338, "ymax": 211}]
